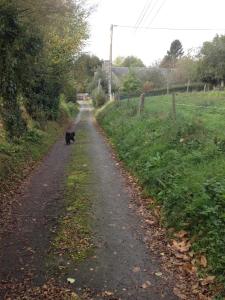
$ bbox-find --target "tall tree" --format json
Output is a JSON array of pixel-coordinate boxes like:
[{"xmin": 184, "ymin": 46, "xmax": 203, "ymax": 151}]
[
  {"xmin": 121, "ymin": 56, "xmax": 145, "ymax": 68},
  {"xmin": 168, "ymin": 39, "xmax": 184, "ymax": 59},
  {"xmin": 0, "ymin": 1, "xmax": 41, "ymax": 137},
  {"xmin": 160, "ymin": 39, "xmax": 184, "ymax": 68},
  {"xmin": 137, "ymin": 68, "xmax": 166, "ymax": 89},
  {"xmin": 74, "ymin": 54, "xmax": 101, "ymax": 92},
  {"xmin": 113, "ymin": 56, "xmax": 125, "ymax": 66},
  {"xmin": 0, "ymin": 0, "xmax": 89, "ymax": 138},
  {"xmin": 122, "ymin": 72, "xmax": 141, "ymax": 98},
  {"xmin": 197, "ymin": 35, "xmax": 225, "ymax": 85},
  {"xmin": 172, "ymin": 56, "xmax": 198, "ymax": 84}
]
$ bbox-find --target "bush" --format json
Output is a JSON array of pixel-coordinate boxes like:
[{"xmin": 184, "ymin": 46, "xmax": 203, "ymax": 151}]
[
  {"xmin": 63, "ymin": 81, "xmax": 77, "ymax": 103},
  {"xmin": 91, "ymin": 87, "xmax": 107, "ymax": 107},
  {"xmin": 58, "ymin": 94, "xmax": 78, "ymax": 121}
]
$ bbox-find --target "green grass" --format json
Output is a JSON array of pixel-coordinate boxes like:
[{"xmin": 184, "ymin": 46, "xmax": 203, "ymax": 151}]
[
  {"xmin": 51, "ymin": 129, "xmax": 93, "ymax": 265},
  {"xmin": 97, "ymin": 91, "xmax": 225, "ymax": 295}
]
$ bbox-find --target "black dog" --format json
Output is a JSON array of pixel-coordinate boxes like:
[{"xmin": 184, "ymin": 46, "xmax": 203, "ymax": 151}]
[{"xmin": 65, "ymin": 131, "xmax": 75, "ymax": 145}]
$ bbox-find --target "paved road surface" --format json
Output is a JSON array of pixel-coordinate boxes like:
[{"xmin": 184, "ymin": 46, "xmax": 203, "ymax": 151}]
[{"xmin": 0, "ymin": 102, "xmax": 177, "ymax": 300}]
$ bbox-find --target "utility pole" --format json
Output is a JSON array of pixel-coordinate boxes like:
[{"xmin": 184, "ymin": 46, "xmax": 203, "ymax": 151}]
[
  {"xmin": 97, "ymin": 78, "xmax": 101, "ymax": 92},
  {"xmin": 108, "ymin": 24, "xmax": 113, "ymax": 101}
]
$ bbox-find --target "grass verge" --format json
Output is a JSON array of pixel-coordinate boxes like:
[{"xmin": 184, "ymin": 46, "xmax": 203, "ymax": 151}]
[
  {"xmin": 96, "ymin": 91, "xmax": 225, "ymax": 297},
  {"xmin": 0, "ymin": 102, "xmax": 78, "ymax": 195},
  {"xmin": 0, "ymin": 101, "xmax": 79, "ymax": 238}
]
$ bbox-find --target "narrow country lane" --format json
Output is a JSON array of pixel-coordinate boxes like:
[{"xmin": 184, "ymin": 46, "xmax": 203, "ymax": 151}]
[
  {"xmin": 68, "ymin": 103, "xmax": 177, "ymax": 299},
  {"xmin": 0, "ymin": 102, "xmax": 177, "ymax": 300}
]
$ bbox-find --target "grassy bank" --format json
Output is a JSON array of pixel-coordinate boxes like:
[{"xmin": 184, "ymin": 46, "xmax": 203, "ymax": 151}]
[
  {"xmin": 0, "ymin": 99, "xmax": 78, "ymax": 197},
  {"xmin": 96, "ymin": 91, "xmax": 225, "ymax": 294}
]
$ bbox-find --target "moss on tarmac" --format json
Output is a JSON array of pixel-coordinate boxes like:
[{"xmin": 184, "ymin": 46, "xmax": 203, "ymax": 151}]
[{"xmin": 51, "ymin": 129, "xmax": 94, "ymax": 269}]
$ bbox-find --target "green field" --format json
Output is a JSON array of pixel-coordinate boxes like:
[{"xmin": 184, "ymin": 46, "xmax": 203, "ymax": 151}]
[{"xmin": 97, "ymin": 91, "xmax": 225, "ymax": 293}]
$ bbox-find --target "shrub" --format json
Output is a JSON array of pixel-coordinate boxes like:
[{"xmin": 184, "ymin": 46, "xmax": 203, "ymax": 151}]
[
  {"xmin": 58, "ymin": 94, "xmax": 78, "ymax": 121},
  {"xmin": 91, "ymin": 87, "xmax": 107, "ymax": 107}
]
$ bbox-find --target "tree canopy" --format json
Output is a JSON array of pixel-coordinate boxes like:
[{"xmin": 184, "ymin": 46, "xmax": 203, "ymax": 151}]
[
  {"xmin": 0, "ymin": 0, "xmax": 89, "ymax": 138},
  {"xmin": 160, "ymin": 39, "xmax": 184, "ymax": 68},
  {"xmin": 198, "ymin": 35, "xmax": 225, "ymax": 85},
  {"xmin": 74, "ymin": 54, "xmax": 102, "ymax": 92},
  {"xmin": 122, "ymin": 72, "xmax": 141, "ymax": 97},
  {"xmin": 114, "ymin": 56, "xmax": 145, "ymax": 68}
]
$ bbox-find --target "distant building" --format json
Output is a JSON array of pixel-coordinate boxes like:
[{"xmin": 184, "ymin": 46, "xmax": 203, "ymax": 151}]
[
  {"xmin": 77, "ymin": 93, "xmax": 89, "ymax": 100},
  {"xmin": 102, "ymin": 60, "xmax": 170, "ymax": 78}
]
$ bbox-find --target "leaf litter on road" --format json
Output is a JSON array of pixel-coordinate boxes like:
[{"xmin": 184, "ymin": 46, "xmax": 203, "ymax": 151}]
[{"xmin": 102, "ymin": 141, "xmax": 220, "ymax": 299}]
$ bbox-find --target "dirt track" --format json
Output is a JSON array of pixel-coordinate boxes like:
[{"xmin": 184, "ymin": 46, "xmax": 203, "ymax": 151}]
[{"xmin": 0, "ymin": 102, "xmax": 177, "ymax": 299}]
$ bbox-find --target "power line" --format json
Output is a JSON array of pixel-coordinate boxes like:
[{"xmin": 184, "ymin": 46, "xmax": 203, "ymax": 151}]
[
  {"xmin": 135, "ymin": 0, "xmax": 154, "ymax": 30},
  {"xmin": 114, "ymin": 24, "xmax": 225, "ymax": 31},
  {"xmin": 148, "ymin": 0, "xmax": 167, "ymax": 27},
  {"xmin": 134, "ymin": 0, "xmax": 150, "ymax": 28},
  {"xmin": 140, "ymin": 0, "xmax": 159, "ymax": 27}
]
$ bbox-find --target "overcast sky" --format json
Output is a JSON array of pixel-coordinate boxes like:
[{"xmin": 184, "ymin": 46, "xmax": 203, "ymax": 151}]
[{"xmin": 84, "ymin": 0, "xmax": 225, "ymax": 66}]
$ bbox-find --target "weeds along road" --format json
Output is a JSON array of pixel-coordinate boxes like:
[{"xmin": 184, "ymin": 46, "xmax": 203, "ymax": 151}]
[{"xmin": 0, "ymin": 102, "xmax": 177, "ymax": 299}]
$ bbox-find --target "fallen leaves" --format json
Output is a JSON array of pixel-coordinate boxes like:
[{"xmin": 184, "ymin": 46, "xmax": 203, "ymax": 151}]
[
  {"xmin": 67, "ymin": 278, "xmax": 75, "ymax": 284},
  {"xmin": 198, "ymin": 293, "xmax": 212, "ymax": 300},
  {"xmin": 174, "ymin": 230, "xmax": 188, "ymax": 239},
  {"xmin": 141, "ymin": 281, "xmax": 151, "ymax": 289},
  {"xmin": 172, "ymin": 240, "xmax": 191, "ymax": 253},
  {"xmin": 180, "ymin": 263, "xmax": 197, "ymax": 274},
  {"xmin": 199, "ymin": 255, "xmax": 207, "ymax": 268},
  {"xmin": 200, "ymin": 276, "xmax": 215, "ymax": 286},
  {"xmin": 101, "ymin": 290, "xmax": 114, "ymax": 296},
  {"xmin": 173, "ymin": 287, "xmax": 187, "ymax": 299},
  {"xmin": 155, "ymin": 272, "xmax": 163, "ymax": 277},
  {"xmin": 145, "ymin": 219, "xmax": 156, "ymax": 225},
  {"xmin": 132, "ymin": 266, "xmax": 140, "ymax": 273},
  {"xmin": 96, "ymin": 125, "xmax": 219, "ymax": 300},
  {"xmin": 174, "ymin": 253, "xmax": 190, "ymax": 261},
  {"xmin": 0, "ymin": 280, "xmax": 80, "ymax": 299}
]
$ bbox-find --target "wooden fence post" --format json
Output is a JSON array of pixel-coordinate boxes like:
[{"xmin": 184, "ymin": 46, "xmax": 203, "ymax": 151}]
[
  {"xmin": 167, "ymin": 81, "xmax": 170, "ymax": 94},
  {"xmin": 186, "ymin": 79, "xmax": 190, "ymax": 93},
  {"xmin": 204, "ymin": 84, "xmax": 207, "ymax": 93},
  {"xmin": 172, "ymin": 92, "xmax": 176, "ymax": 121},
  {"xmin": 138, "ymin": 93, "xmax": 145, "ymax": 115}
]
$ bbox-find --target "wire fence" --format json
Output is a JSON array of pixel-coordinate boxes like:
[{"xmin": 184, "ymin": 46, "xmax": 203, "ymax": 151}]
[
  {"xmin": 139, "ymin": 92, "xmax": 225, "ymax": 113},
  {"xmin": 114, "ymin": 92, "xmax": 225, "ymax": 138}
]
